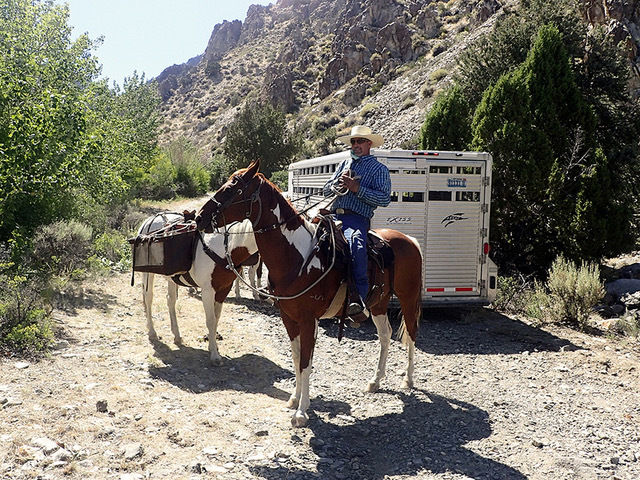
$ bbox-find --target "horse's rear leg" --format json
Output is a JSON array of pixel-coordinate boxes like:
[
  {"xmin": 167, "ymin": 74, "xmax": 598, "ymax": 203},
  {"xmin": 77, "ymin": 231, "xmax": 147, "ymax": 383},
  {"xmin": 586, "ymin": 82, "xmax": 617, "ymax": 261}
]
[
  {"xmin": 166, "ymin": 279, "xmax": 182, "ymax": 345},
  {"xmin": 367, "ymin": 313, "xmax": 392, "ymax": 392},
  {"xmin": 397, "ymin": 296, "xmax": 420, "ymax": 389},
  {"xmin": 234, "ymin": 267, "xmax": 244, "ymax": 298},
  {"xmin": 142, "ymin": 273, "xmax": 158, "ymax": 342},
  {"xmin": 248, "ymin": 264, "xmax": 261, "ymax": 300}
]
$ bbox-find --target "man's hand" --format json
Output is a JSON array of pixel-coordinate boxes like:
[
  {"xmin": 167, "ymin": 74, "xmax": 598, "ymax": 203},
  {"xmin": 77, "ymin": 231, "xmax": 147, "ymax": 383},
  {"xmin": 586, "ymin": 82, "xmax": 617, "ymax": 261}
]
[{"xmin": 339, "ymin": 172, "xmax": 360, "ymax": 193}]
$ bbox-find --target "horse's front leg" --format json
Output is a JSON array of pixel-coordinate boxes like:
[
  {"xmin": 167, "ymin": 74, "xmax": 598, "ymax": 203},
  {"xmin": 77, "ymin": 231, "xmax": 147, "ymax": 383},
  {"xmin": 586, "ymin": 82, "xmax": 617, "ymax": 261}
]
[
  {"xmin": 166, "ymin": 279, "xmax": 182, "ymax": 345},
  {"xmin": 282, "ymin": 314, "xmax": 316, "ymax": 427},
  {"xmin": 367, "ymin": 313, "xmax": 392, "ymax": 392},
  {"xmin": 201, "ymin": 286, "xmax": 223, "ymax": 365}
]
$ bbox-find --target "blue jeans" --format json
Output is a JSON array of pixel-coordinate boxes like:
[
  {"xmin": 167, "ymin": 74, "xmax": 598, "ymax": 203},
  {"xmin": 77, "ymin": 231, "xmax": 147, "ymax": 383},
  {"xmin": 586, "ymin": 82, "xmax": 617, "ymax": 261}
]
[{"xmin": 336, "ymin": 213, "xmax": 370, "ymax": 302}]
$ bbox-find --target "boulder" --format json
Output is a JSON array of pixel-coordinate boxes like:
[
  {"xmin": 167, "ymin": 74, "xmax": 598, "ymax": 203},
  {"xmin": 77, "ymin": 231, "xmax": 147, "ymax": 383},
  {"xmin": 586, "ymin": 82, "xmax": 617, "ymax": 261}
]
[{"xmin": 605, "ymin": 278, "xmax": 640, "ymax": 297}]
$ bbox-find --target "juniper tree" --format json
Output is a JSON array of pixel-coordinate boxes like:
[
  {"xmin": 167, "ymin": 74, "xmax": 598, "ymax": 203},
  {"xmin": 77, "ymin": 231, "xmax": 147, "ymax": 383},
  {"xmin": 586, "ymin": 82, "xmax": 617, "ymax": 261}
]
[{"xmin": 471, "ymin": 25, "xmax": 625, "ymax": 274}]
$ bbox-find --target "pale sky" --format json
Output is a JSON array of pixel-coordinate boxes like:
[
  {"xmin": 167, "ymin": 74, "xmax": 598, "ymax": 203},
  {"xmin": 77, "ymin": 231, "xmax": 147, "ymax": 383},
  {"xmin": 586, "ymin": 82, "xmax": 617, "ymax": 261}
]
[{"xmin": 55, "ymin": 0, "xmax": 272, "ymax": 85}]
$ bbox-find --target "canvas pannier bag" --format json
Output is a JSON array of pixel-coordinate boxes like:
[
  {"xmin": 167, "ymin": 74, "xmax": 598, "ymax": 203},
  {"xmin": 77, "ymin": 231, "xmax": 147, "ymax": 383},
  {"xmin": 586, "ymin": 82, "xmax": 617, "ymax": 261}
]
[{"xmin": 129, "ymin": 221, "xmax": 198, "ymax": 276}]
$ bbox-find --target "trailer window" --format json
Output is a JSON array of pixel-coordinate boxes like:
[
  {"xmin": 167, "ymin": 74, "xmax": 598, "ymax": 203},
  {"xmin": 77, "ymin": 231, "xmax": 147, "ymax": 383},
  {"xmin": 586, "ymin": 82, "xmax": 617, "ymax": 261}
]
[
  {"xmin": 428, "ymin": 191, "xmax": 452, "ymax": 201},
  {"xmin": 390, "ymin": 192, "xmax": 399, "ymax": 202},
  {"xmin": 402, "ymin": 192, "xmax": 425, "ymax": 202},
  {"xmin": 456, "ymin": 191, "xmax": 481, "ymax": 202},
  {"xmin": 388, "ymin": 169, "xmax": 400, "ymax": 174},
  {"xmin": 402, "ymin": 170, "xmax": 426, "ymax": 175},
  {"xmin": 457, "ymin": 166, "xmax": 482, "ymax": 175},
  {"xmin": 430, "ymin": 166, "xmax": 452, "ymax": 174}
]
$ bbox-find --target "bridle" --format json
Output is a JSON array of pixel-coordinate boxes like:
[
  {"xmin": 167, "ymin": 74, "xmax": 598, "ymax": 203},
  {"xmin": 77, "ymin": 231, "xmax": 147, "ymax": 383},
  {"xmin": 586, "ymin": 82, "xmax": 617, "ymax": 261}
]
[
  {"xmin": 202, "ymin": 173, "xmax": 341, "ymax": 301},
  {"xmin": 205, "ymin": 174, "xmax": 264, "ymax": 231}
]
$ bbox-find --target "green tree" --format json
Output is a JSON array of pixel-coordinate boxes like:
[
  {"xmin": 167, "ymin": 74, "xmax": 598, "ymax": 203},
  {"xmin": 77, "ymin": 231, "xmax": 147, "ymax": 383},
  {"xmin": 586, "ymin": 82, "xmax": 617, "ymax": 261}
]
[
  {"xmin": 456, "ymin": 0, "xmax": 585, "ymax": 107},
  {"xmin": 86, "ymin": 72, "xmax": 162, "ymax": 200},
  {"xmin": 471, "ymin": 25, "xmax": 623, "ymax": 274},
  {"xmin": 431, "ymin": 0, "xmax": 640, "ymax": 275},
  {"xmin": 0, "ymin": 0, "xmax": 101, "ymax": 246},
  {"xmin": 420, "ymin": 85, "xmax": 471, "ymax": 150},
  {"xmin": 0, "ymin": 1, "xmax": 164, "ymax": 244},
  {"xmin": 223, "ymin": 102, "xmax": 302, "ymax": 178}
]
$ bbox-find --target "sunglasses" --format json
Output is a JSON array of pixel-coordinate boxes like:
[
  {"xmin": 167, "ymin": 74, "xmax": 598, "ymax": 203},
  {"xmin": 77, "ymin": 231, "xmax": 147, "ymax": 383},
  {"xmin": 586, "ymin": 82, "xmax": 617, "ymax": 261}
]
[{"xmin": 350, "ymin": 138, "xmax": 371, "ymax": 145}]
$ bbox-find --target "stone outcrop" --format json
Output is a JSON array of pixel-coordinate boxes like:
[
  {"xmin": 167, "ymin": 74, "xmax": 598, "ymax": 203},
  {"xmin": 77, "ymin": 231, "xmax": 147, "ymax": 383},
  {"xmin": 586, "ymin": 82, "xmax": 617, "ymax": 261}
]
[
  {"xmin": 156, "ymin": 0, "xmax": 640, "ymax": 154},
  {"xmin": 203, "ymin": 20, "xmax": 242, "ymax": 63}
]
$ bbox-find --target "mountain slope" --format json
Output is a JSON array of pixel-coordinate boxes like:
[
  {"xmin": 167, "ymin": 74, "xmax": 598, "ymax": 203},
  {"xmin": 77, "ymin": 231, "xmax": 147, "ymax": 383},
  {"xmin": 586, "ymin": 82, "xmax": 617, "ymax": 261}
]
[{"xmin": 156, "ymin": 0, "xmax": 640, "ymax": 157}]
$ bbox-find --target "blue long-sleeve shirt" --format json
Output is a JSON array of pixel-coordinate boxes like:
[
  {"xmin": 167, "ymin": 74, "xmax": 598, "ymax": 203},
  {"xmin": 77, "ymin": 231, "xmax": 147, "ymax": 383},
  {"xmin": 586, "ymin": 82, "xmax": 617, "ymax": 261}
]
[{"xmin": 323, "ymin": 154, "xmax": 391, "ymax": 219}]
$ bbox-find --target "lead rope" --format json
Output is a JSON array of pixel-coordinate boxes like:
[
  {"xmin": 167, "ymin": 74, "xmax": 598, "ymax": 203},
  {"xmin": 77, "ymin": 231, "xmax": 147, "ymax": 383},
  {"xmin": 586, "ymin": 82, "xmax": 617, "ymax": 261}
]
[{"xmin": 223, "ymin": 213, "xmax": 339, "ymax": 302}]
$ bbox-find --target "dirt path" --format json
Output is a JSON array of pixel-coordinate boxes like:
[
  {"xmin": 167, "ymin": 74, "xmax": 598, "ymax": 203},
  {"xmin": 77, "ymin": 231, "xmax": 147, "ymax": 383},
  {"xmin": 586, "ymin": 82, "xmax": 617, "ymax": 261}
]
[{"xmin": 1, "ymin": 270, "xmax": 639, "ymax": 480}]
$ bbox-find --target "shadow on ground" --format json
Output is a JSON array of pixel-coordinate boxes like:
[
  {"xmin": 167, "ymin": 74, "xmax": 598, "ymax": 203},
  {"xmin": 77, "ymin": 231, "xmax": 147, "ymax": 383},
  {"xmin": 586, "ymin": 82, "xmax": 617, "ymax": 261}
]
[
  {"xmin": 318, "ymin": 306, "xmax": 580, "ymax": 356},
  {"xmin": 251, "ymin": 389, "xmax": 527, "ymax": 480},
  {"xmin": 148, "ymin": 340, "xmax": 291, "ymax": 401}
]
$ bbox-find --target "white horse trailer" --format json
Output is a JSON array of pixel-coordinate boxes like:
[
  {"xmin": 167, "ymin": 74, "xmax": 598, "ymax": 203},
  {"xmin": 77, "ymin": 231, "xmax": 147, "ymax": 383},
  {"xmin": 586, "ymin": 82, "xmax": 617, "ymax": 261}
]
[{"xmin": 287, "ymin": 149, "xmax": 498, "ymax": 307}]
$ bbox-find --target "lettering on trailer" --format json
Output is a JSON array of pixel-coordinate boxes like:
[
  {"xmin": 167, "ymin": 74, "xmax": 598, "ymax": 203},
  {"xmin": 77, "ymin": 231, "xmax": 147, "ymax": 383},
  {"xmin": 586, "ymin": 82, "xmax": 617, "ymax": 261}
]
[
  {"xmin": 441, "ymin": 212, "xmax": 468, "ymax": 227},
  {"xmin": 386, "ymin": 216, "xmax": 412, "ymax": 224},
  {"xmin": 447, "ymin": 178, "xmax": 467, "ymax": 188}
]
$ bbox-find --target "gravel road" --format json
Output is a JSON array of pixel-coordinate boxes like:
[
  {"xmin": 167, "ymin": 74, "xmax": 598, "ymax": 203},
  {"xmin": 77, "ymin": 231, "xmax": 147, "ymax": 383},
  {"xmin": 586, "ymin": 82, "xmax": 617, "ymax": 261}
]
[{"xmin": 1, "ymin": 271, "xmax": 639, "ymax": 480}]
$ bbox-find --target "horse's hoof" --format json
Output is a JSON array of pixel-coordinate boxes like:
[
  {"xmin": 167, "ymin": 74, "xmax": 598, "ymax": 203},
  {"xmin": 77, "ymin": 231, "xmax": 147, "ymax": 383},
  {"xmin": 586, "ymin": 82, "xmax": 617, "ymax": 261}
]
[
  {"xmin": 209, "ymin": 355, "xmax": 224, "ymax": 366},
  {"xmin": 365, "ymin": 381, "xmax": 379, "ymax": 393},
  {"xmin": 148, "ymin": 333, "xmax": 159, "ymax": 343},
  {"xmin": 291, "ymin": 411, "xmax": 308, "ymax": 428},
  {"xmin": 173, "ymin": 337, "xmax": 183, "ymax": 346},
  {"xmin": 401, "ymin": 378, "xmax": 414, "ymax": 390},
  {"xmin": 286, "ymin": 396, "xmax": 299, "ymax": 410}
]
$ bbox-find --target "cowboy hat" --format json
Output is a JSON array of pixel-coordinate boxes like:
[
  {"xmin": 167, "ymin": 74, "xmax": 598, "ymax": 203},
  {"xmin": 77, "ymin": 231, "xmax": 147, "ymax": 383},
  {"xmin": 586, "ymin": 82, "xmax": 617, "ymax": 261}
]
[{"xmin": 336, "ymin": 125, "xmax": 384, "ymax": 148}]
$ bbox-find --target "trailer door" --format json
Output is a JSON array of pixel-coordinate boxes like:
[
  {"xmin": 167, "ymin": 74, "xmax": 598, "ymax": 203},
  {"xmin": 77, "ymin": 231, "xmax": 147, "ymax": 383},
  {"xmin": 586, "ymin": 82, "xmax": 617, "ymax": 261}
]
[{"xmin": 424, "ymin": 163, "xmax": 486, "ymax": 298}]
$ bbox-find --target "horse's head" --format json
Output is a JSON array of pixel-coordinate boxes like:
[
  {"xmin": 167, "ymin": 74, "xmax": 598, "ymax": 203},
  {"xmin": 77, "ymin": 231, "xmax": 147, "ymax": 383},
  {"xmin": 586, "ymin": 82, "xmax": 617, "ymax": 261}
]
[{"xmin": 196, "ymin": 160, "xmax": 263, "ymax": 232}]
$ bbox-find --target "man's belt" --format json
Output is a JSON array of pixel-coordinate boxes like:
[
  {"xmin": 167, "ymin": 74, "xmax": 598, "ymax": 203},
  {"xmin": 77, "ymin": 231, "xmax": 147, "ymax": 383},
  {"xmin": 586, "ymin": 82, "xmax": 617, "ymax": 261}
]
[{"xmin": 335, "ymin": 208, "xmax": 359, "ymax": 215}]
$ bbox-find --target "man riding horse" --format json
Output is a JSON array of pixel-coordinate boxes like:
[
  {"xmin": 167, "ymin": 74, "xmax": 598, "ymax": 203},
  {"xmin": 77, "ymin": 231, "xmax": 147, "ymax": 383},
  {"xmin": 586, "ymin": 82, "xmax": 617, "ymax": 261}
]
[{"xmin": 322, "ymin": 125, "xmax": 391, "ymax": 322}]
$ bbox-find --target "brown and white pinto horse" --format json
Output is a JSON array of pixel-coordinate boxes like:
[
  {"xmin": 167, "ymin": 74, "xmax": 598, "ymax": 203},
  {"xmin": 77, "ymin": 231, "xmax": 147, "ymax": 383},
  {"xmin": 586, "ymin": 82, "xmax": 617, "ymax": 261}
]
[
  {"xmin": 136, "ymin": 214, "xmax": 258, "ymax": 364},
  {"xmin": 195, "ymin": 160, "xmax": 422, "ymax": 427}
]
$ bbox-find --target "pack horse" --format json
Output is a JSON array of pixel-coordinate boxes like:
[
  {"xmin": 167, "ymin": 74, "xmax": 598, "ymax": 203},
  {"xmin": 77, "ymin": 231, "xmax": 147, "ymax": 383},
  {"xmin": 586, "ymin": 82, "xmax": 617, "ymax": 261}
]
[
  {"xmin": 196, "ymin": 160, "xmax": 422, "ymax": 427},
  {"xmin": 133, "ymin": 212, "xmax": 259, "ymax": 364}
]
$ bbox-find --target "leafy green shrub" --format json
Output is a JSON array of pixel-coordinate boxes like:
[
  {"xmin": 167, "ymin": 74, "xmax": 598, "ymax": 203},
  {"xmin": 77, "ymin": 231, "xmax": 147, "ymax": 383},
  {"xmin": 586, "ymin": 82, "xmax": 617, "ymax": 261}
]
[
  {"xmin": 31, "ymin": 220, "xmax": 93, "ymax": 275},
  {"xmin": 545, "ymin": 256, "xmax": 604, "ymax": 328},
  {"xmin": 89, "ymin": 229, "xmax": 132, "ymax": 273},
  {"xmin": 360, "ymin": 103, "xmax": 379, "ymax": 118},
  {"xmin": 137, "ymin": 154, "xmax": 178, "ymax": 199},
  {"xmin": 429, "ymin": 68, "xmax": 449, "ymax": 82},
  {"xmin": 492, "ymin": 275, "xmax": 531, "ymax": 313},
  {"xmin": 605, "ymin": 313, "xmax": 640, "ymax": 338},
  {"xmin": 0, "ymin": 268, "xmax": 51, "ymax": 356},
  {"xmin": 175, "ymin": 161, "xmax": 211, "ymax": 197},
  {"xmin": 523, "ymin": 281, "xmax": 553, "ymax": 325}
]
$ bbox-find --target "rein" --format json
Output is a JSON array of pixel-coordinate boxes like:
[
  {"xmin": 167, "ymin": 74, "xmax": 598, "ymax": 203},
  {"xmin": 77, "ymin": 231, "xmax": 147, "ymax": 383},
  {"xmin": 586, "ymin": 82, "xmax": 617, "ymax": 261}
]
[{"xmin": 211, "ymin": 177, "xmax": 340, "ymax": 301}]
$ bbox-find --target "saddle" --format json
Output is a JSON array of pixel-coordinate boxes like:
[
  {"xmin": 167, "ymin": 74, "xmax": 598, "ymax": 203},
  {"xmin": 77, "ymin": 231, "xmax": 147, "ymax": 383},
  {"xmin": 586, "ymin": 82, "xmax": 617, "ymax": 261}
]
[{"xmin": 313, "ymin": 214, "xmax": 395, "ymax": 310}]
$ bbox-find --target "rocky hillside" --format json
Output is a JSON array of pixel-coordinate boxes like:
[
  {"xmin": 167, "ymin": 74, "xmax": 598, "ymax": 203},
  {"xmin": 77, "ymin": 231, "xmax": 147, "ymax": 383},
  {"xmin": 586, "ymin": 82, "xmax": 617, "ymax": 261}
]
[{"xmin": 156, "ymin": 0, "xmax": 640, "ymax": 157}]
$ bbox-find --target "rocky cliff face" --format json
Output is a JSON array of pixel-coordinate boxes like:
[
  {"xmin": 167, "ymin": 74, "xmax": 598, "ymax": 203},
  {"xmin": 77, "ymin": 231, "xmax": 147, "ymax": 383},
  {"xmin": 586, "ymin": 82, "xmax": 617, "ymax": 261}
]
[{"xmin": 156, "ymin": 0, "xmax": 640, "ymax": 156}]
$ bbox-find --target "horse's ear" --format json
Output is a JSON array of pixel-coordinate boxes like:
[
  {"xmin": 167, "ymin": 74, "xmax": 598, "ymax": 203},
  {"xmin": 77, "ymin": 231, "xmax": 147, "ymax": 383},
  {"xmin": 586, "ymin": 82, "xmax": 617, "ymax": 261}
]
[
  {"xmin": 183, "ymin": 210, "xmax": 196, "ymax": 221},
  {"xmin": 246, "ymin": 159, "xmax": 261, "ymax": 177}
]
